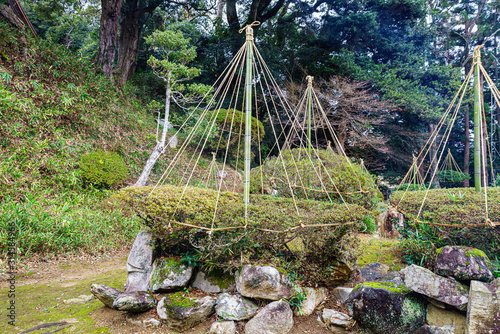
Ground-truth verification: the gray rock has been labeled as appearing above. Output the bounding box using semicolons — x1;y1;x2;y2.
345;281;426;334
157;294;216;332
215;293;258;321
150;258;194;293
124;230;156;293
435;246;494;282
245;300;293;334
358;262;390;281
168;134;178;148
401;264;469;311
427;303;466;334
415;325;455;334
209;321;237;334
296;287;328;316
90;284;123;308
236;265;292;300
332;287;353;303
192;269;235;293
112;291;157;313
63;294;93;305
318;309;354;330
466;278;500;334
143;318;161;327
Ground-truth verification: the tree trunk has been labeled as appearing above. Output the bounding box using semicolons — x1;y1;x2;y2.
463;103;470;187
136;75;172;186
226;0;239;31
98;0;123;76
114;2;142;87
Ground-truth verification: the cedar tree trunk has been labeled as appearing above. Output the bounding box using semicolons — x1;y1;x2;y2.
98;0;123;75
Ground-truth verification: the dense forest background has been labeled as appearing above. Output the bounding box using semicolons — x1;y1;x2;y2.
5;0;500;185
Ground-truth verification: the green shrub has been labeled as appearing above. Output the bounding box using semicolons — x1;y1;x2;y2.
250;149;383;209
395;183;436;191
392;187;500;259
116;184;376;284
436;170;470;183
80;150;129;188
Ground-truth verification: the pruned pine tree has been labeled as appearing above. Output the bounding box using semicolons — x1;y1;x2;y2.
135;29;211;186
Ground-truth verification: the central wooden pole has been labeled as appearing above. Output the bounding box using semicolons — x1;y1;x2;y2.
306;76;313;156
473;46;482;192
244;26;254;222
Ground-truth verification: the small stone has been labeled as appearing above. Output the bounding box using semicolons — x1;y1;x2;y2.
150;258;194;293
168;134;178;148
237;265;292;300
112;291;157;313
415;325;455;334
63;294;93;305
215;293;258;321
209;321;237;334
319;309;354;329
124;230;156;293
332;287;353;303
157;294;216;332
296;287;328;316
90;284;123;308
466;278;500;334
143;318;161;327
358;262;390;281
245;300;293;334
435;246;494;282
401;264;469;311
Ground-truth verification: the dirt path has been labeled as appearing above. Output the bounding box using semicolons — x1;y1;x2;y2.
0;250;336;334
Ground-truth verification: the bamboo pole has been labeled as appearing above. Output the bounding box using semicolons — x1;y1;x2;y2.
474;46;482;192
244;26;254;223
306;76;313;156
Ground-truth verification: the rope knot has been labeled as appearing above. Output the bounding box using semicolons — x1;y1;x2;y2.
239;21;261;37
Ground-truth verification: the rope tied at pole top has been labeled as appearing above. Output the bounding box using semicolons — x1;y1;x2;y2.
239;21;260;41
306;75;313;87
473;45;484;65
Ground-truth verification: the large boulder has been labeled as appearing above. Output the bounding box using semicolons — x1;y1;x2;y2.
435;246;494;282
466;278;500;334
236;265;292;300
112;292;157;313
426;304;466;334
215;293;258;321
401;264;469;311
192;268;235;294
124;230;156;293
297;287;328;316
245;300;293;334
150;258;194;293
345;281;426;334
157;293;216;332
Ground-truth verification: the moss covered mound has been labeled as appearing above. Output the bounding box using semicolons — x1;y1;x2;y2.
250;149;383;209
392;187;500;259
117;184;375;284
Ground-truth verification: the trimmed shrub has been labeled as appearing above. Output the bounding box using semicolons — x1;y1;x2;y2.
391;187;500;259
250;149;383;210
116;185;376;284
80;150;129;188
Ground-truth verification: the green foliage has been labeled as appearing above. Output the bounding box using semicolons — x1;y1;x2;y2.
79;150;129;188
116;184;373;284
395;183;436;192
250;149;383;210
362;217;377;234
397;222;439;269
392;188;500;259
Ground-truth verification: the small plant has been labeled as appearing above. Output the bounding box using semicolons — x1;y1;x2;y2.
362;216;377;234
79;150;129;188
446;190;465;203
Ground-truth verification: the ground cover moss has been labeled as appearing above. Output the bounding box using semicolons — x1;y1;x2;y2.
0;267;126;333
357;237;402;270
353;281;410;294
